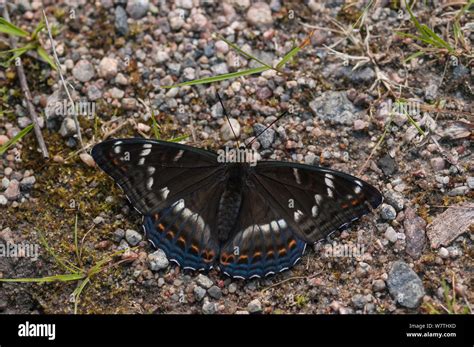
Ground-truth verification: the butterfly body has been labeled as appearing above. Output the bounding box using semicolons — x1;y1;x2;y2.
92;138;382;279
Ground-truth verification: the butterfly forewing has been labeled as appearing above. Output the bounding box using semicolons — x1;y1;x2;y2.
92;138;222;214
252;161;383;243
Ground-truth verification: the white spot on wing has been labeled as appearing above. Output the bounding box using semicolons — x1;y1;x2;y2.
114;146;121;154
325;174;334;188
327;187;334;198
143;143;152;149
293;168;301;184
173;150;184;162
355;179;363;187
294;210;304;222
138;157;145;165
277;219;287;229
146;177;154;190
141;148;151;156
147;166;155;175
314;194;323;205
159;187;170;199
354;185;362;194
312;205;319;217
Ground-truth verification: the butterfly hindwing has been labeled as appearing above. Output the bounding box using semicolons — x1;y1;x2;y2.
143;179;223;271
218;185;306;279
252;161;383;243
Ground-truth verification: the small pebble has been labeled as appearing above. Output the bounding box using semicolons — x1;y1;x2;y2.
125;229;143;246
247;299;262;313
380;203;397;221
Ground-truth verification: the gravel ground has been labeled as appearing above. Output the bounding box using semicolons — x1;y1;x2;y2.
0;0;472;315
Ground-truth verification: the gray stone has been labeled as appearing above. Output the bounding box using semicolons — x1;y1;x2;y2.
17;117;32;128
309;91;357;125
112;228;125;242
148;249;169;271
126;0;149;19
93;216;104;224
438;247;449;259
211;63;229;75
447;186;469;196
59;118;77;137
467;177;474;189
2;177;9;189
387;261;425;308
247;298;262;313
208;285;222;300
115;6;129;36
19;176;35;190
125;229;142;246
220;118;240;141
378;155;397;176
380;203;397;221
211;102;223;118
182;67;196;81
87;84;102;101
155;51;169;63
196;274;213;289
98;57;118;79
384;226;398;243
253;123;275;149
72;60;95;82
228;283;237;293
384;191;404;211
372;279;386;292
176;0;193;9
169;15;185;31
4;179;20;201
256;87;272;100
193;286;206;301
0;195;7;206
351;294;366;309
202;299;217;314
430;157;445;171
246;2;273;26
424;83;438;102
109;87;125;99
404;208;426;259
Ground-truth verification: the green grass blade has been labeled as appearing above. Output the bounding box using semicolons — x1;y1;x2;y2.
420;24;453;51
167;134;189;143
150;110;161;140
74;214;80;265
38;231;82;273
72;277;90;314
404;50;425;63
162;66;268;88
276;43;304;69
36;46;57;70
31;19;45;40
0;273;84;283
216;35;275;71
0;17;29;37
0;123;34;155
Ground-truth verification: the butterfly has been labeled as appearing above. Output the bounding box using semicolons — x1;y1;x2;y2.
91;138;383;279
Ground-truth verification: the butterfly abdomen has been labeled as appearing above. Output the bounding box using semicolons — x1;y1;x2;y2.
216;165;246;242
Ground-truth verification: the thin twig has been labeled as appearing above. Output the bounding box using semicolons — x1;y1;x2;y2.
42;9;84;149
3;5;49;158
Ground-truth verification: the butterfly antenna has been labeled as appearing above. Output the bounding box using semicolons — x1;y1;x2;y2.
245;110;288;147
216;92;239;146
